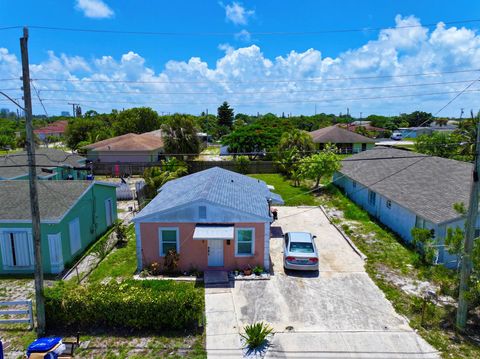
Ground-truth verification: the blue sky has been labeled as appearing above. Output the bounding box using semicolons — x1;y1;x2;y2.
1;0;480;116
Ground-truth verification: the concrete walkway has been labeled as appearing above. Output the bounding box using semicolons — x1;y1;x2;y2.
205;283;243;358
204;206;439;358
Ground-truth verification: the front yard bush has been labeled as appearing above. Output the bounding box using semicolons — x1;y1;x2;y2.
45;279;204;332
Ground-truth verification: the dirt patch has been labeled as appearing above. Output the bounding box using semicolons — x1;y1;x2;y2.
376;266;455;306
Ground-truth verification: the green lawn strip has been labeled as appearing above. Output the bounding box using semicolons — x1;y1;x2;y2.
319;185;479;358
249;173;317;206
87;225;137;283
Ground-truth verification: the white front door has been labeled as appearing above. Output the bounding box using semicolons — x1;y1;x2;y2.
208;240;224;267
48;233;64;274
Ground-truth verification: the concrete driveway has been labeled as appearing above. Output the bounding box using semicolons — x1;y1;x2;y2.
205;206;439;358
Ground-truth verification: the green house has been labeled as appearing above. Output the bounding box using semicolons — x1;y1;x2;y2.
309;125;376;154
0;180;117;274
0;148;88;181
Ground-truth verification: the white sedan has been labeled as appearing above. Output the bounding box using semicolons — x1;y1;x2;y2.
283;232;319;271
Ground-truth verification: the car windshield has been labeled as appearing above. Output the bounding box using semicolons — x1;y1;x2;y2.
289;242;314;253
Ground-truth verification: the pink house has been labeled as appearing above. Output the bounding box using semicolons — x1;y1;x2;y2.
133;167;284;272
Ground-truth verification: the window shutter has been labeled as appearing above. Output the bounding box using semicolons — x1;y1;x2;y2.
0;232;14;267
69;218;81;254
14;232;31;266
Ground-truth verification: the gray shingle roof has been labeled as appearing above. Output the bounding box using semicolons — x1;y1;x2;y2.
0;180;92;221
338;147;472;224
310;125;376;144
0;148;86;180
135;167;282;221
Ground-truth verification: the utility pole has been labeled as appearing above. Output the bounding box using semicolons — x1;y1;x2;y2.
68;102;79;118
456;118;480;330
205;108;209;147
20;27;45;337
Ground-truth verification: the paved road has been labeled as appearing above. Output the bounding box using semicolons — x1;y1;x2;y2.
205;206;439;358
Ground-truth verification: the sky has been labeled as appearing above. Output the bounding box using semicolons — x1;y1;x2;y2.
1;0;480;117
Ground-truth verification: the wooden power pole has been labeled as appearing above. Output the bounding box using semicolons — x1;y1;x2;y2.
456;118;480;330
20;27;46;336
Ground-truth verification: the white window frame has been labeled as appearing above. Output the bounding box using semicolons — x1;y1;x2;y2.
368;190;376;206
235;227;255;257
69;217;82;255
0;228;34;269
158;227;179;256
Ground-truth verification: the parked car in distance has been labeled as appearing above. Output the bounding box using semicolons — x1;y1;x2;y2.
283;232;319;271
391;132;403;140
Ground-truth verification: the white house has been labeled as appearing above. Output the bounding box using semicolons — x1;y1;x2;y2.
334;147;477;267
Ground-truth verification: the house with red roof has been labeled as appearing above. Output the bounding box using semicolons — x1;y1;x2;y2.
33;120;68;141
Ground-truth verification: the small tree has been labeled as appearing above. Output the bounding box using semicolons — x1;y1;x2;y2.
411;228;437;264
235;156;250;174
143;158;188;198
299;146;340;188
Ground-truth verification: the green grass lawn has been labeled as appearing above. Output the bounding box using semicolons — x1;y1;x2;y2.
249;173;317;206
247;173;479;357
87;225;138;283
319;185;479;359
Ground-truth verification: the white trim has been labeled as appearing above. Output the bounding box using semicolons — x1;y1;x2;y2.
158;227;179;256
135;222;143;271
264;222;270;270
235;227;255;257
133;198;270;223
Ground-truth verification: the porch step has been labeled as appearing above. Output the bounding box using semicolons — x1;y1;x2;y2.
204;271;229;285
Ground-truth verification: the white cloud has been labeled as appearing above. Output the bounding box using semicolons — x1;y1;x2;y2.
1;16;480;116
75;0;114;19
235;29;252;42
221;2;254;25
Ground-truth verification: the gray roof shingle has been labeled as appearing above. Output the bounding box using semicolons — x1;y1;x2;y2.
0;180;92;221
309;125;376;144
0;148;86;180
338;147;472;224
135;167;282;221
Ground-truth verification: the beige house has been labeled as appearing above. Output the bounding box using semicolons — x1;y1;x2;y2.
83;132;164;163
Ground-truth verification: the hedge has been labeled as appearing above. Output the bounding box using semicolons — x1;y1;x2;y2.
45;280;204;331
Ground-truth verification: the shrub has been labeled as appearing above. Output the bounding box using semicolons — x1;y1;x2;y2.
253;266;263;275
114;220;128;247
235;156;250;174
241;322;273;349
149;262;162;276
164;249;180;273
44;280;204;332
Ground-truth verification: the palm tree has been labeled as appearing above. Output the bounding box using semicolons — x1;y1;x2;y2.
161;114;200;158
277;129;315;157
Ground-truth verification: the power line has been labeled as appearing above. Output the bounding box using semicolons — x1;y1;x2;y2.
25;68;480;85
1;79;476;96
0;18;477;36
24;88;480;106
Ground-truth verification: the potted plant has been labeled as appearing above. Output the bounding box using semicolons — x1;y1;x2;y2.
253;266;263;276
243;266;252;276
